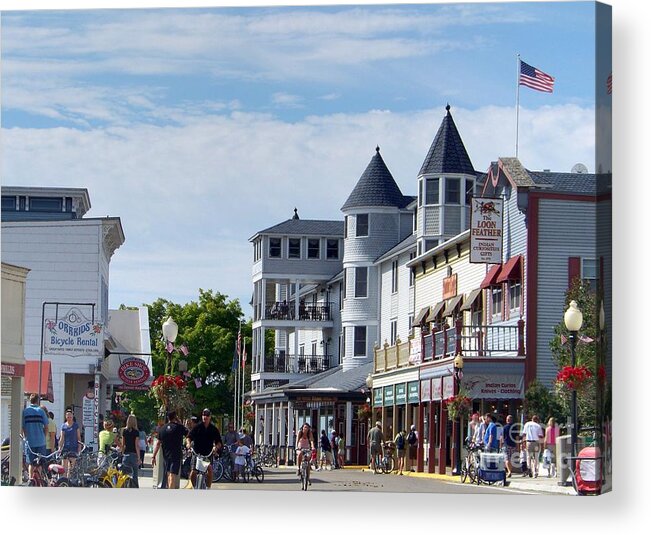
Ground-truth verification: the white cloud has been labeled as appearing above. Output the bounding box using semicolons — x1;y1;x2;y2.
271;92;304;108
2;103;594;312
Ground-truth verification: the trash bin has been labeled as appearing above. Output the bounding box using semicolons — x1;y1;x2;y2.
556;434;572;486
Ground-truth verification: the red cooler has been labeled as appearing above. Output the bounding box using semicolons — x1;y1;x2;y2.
575;446;602;495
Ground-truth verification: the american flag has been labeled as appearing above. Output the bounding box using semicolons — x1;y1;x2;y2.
519;60;555;93
166;340;174;353
237;328;242;357
607;72;612;95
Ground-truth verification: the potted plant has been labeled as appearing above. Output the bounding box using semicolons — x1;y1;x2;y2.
444;389;472;421
357;403;372;421
149;374;193;419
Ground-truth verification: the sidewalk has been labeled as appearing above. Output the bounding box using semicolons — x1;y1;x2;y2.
335;464;576;495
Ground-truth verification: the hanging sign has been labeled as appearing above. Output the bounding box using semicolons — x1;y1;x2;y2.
118;358;151;389
470;198;504;264
82;392;95;428
442;375;455;399
44;307;104;356
461;374;525;399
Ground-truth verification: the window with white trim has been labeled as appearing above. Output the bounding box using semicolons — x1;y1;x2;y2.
391;260;399;293
509;281;522;311
425;178;439;205
465;179;475;205
356;214;369;237
354;326;367;356
446;178;460;204
326;239;339;259
491;286;503;319
308;238;320;259
355;267;368;298
269;238;281;258
288;238;301;259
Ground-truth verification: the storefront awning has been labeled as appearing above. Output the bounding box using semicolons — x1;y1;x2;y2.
460;288;482;311
443;294;464;317
24;360;54;402
414;306;430;325
497;255;522;283
426;301;446;322
480;264;502;289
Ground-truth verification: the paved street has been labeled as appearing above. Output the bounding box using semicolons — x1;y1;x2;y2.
138;454;573;494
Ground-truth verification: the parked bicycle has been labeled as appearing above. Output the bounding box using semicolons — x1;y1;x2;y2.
242;453;264;483
460;438;483;484
374;441;396;474
23;442;67;487
213;448;233;482
255;444;278;468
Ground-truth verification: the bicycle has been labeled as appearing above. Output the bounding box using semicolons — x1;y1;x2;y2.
374;442;395;474
242;453;264;483
460;438;482;484
23;442;66;487
213;448;233;482
190;448;213;490
298;448;312;490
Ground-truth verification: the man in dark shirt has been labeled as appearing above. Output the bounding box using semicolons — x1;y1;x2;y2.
502;414;519;478
186;408;222;488
152;411;188;489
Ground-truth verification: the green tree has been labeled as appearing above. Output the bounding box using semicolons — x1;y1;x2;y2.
138;289;249;424
523;380;565;424
549;278;600;429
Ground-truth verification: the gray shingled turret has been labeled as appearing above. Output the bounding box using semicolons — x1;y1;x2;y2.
341;146;409;211
419;104;475;176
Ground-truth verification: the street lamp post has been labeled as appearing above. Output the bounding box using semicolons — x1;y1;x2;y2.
564;300;583;457
162;316;179;375
366;373;373;467
452;353;464;476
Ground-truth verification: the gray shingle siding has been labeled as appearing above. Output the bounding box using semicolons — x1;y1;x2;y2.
424;207;440;235
444;205;462;235
344;212;401;263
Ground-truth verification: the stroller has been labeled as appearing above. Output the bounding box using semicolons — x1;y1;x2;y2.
542;448;556;477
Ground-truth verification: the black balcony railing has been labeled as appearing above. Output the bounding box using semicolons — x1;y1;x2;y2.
262;353;331;374
263;302;333;322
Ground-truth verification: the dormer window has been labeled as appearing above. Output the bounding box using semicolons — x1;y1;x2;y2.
356;214;369;237
326;239;339;259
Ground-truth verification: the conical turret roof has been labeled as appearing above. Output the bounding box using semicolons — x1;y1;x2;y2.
419;104;475;176
341;146;409;211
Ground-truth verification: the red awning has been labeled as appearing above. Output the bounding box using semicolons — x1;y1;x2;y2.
480;264;502;289
497;255;523;283
24;361;54;402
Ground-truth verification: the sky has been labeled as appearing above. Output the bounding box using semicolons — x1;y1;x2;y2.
2;0;608;318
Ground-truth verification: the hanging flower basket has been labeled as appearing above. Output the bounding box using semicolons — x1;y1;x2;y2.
357;403;372;421
444;391;472;421
149;374;194;419
555;365;593;392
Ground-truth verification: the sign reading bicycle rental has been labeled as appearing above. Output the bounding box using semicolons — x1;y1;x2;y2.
44;307;104;356
470;197;503;264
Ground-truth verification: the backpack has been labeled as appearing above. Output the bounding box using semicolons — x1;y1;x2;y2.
396;433;405;449
407;431;417;445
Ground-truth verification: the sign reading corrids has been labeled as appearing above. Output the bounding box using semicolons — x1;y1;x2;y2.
470;197;504;264
44;307;104;356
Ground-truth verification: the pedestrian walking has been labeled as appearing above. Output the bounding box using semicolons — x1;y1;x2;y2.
367;421;384;472
501;415;518;478
483;413;499;452
521;414;544;478
59;408;81;475
22;393;48;480
406;424;418;471
337;433;345;468
330;431;339;468
320;429;333;470
543;417;560;477
152;411;188;489
394;429;406;475
120;413;142;487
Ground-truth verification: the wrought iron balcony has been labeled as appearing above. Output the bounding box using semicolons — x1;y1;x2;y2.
262;353;331;374
261;302;334;322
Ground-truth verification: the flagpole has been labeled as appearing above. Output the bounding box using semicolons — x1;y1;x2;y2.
240;336;246;431
233;339;237;431
515;53;521;158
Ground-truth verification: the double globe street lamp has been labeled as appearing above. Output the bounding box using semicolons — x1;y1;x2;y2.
563;300;583;457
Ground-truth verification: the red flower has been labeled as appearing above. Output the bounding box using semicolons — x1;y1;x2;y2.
556;365;593;390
